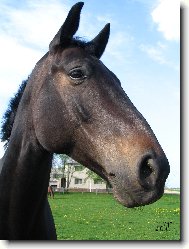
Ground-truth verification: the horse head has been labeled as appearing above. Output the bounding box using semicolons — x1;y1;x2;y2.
32;2;170;207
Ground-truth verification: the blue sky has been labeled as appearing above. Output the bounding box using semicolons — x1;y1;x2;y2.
0;0;180;187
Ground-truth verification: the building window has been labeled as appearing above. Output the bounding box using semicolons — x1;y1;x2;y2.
75;178;82;184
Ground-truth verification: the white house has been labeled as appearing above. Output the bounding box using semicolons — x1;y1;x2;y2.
49;158;109;193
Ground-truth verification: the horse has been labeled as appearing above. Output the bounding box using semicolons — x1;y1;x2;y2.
48;186;54;199
0;2;170;240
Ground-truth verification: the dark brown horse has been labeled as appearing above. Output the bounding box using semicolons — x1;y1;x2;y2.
0;2;169;240
48;186;54;199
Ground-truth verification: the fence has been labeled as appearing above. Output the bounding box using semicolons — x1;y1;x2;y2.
52;187;113;194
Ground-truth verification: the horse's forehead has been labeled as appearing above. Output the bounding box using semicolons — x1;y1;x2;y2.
55;47;101;72
60;47;90;63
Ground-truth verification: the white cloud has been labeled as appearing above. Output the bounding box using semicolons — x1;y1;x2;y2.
0;0;69;50
106;32;134;62
151;0;180;41
140;43;166;64
140;42;179;70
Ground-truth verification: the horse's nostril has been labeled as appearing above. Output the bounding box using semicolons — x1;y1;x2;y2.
139;154;157;190
140;158;154;179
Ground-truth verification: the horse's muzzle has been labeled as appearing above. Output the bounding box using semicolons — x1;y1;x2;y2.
108;151;170;208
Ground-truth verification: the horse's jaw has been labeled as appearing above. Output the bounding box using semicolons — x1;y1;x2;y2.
104;170;167;208
111;182;165;208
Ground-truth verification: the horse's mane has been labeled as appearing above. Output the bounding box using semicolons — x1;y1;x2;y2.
0;78;28;145
70;36;87;48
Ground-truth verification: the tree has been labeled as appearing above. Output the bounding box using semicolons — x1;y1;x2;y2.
85;170;105;184
52;154;76;190
85;169;112;193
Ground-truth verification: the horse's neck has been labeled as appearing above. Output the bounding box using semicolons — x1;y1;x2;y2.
0;132;53;239
0;59;55;239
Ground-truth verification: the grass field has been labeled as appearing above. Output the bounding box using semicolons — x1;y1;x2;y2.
48;192;180;241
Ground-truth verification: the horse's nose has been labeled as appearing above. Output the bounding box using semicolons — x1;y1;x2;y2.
138;152;169;190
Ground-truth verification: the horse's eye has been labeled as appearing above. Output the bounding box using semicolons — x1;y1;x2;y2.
69;68;87;81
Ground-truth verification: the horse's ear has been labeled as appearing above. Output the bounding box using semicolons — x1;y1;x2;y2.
49;2;84;53
86;23;110;59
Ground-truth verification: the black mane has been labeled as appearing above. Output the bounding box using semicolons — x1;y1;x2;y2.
0;78;28;145
70;36;87;48
69;37;98;56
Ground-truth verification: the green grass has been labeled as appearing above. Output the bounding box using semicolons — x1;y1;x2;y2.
48;192;180;241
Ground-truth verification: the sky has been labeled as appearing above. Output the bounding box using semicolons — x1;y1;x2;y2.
0;0;180;188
